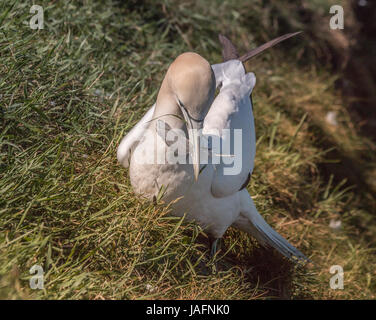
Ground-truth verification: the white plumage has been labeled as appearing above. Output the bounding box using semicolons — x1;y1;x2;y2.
117;34;308;263
204;60;255;198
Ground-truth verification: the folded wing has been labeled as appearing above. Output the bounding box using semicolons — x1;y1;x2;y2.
117;104;155;168
203;60;256;198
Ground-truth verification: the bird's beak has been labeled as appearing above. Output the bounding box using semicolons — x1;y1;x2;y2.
179;105;202;181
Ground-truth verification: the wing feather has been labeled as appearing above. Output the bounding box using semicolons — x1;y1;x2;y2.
203;60;256;198
218;34;239;61
117;104;155;168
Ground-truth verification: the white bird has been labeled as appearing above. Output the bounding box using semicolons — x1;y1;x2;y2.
117;32;308;263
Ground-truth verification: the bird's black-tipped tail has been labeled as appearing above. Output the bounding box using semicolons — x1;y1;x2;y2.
236;190;309;264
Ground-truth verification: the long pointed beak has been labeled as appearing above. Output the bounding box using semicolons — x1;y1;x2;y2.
179;106;202;181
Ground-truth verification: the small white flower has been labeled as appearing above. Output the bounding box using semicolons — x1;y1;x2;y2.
146;284;155;292
326;111;338;126
329;219;342;231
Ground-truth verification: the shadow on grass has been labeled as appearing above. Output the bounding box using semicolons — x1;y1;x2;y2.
192;231;296;299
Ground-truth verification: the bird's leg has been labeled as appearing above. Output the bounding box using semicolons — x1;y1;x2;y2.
208;236;220;274
210;238;220;258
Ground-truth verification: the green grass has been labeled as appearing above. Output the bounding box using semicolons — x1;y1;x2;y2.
1;0;376;299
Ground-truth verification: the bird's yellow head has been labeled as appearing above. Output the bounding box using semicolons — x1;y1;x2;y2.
154;52;216;181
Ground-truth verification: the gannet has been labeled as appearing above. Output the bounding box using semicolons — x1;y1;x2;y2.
117;32;308;263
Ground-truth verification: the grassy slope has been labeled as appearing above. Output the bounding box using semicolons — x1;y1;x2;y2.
1;0;375;299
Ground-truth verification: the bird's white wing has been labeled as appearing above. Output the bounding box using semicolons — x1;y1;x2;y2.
203;60;256;198
117;104;155;168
